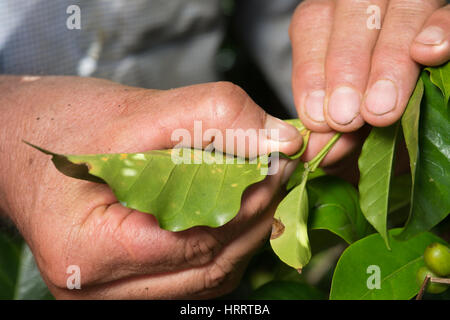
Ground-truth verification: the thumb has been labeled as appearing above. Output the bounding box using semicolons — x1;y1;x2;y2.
122;81;303;158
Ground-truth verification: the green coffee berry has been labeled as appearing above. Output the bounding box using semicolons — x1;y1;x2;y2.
424;242;450;277
416;266;448;294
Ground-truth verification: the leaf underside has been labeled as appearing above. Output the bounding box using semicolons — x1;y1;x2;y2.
26;120;310;232
270;178;311;270
358;122;400;249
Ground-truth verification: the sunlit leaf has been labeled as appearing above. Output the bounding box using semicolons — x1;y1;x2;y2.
330;229;446;300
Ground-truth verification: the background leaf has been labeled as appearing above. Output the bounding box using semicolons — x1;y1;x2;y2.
286;164;325;191
358;122;401;248
308;176;372;244
401;78;423;210
426;61;450;103
398;71;450;239
270;178;311;271
250;281;325;300
330;229;446;300
388;174;411;215
0;232;53;300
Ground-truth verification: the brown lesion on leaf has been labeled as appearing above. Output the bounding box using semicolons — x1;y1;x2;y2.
270;218;285;240
84;162;92;170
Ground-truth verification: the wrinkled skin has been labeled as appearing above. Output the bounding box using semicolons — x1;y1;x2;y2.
0;76;355;299
291;0;450;133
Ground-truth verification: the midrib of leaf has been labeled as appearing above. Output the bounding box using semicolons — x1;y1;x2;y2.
122;157;154;196
359;123;400;248
359;256;422;299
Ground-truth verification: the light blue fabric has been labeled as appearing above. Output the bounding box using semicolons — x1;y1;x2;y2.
0;0;302;116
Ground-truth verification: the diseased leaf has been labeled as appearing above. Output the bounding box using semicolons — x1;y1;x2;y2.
26;145;268;232
270;178;311;271
397;70;450;239
250;281;325;300
308;176;372;244
426;61;450;104
358;122;401;249
25;119;311;232
330;229;446;300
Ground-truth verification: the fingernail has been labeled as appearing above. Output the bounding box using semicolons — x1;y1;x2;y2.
365;80;398;115
415;26;444;45
265;115;301;142
305;90;326;122
328;86;361;125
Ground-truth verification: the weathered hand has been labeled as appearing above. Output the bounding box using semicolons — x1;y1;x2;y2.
290;0;449;133
0;76;305;299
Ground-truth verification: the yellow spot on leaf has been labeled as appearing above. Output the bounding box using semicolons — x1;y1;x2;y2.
231;183;238;187
120;154;128;159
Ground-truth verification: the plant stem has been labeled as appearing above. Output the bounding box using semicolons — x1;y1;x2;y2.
308;133;342;172
416;275;430;300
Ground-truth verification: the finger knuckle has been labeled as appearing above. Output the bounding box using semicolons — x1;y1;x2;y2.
207;81;255;126
388;0;433;21
290;0;333;37
202;258;237;293
184;232;221;267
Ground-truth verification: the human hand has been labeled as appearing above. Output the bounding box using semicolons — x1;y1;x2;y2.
0;76;354;299
290;0;449;133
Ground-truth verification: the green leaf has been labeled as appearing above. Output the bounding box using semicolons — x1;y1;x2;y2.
401;77;424;202
330;229;446;300
27;143;268;232
308;176;372;244
283;119;311;160
388;174;411;215
358;122;401;249
0;232;21;299
0;233;53;300
25;119;311;233
286;164;325;191
250;281;325;300
270;178;311;271
13;244;54;300
426;61;450;104
397;71;450;239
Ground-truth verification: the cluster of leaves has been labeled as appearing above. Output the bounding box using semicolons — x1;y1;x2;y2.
12;62;449;300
